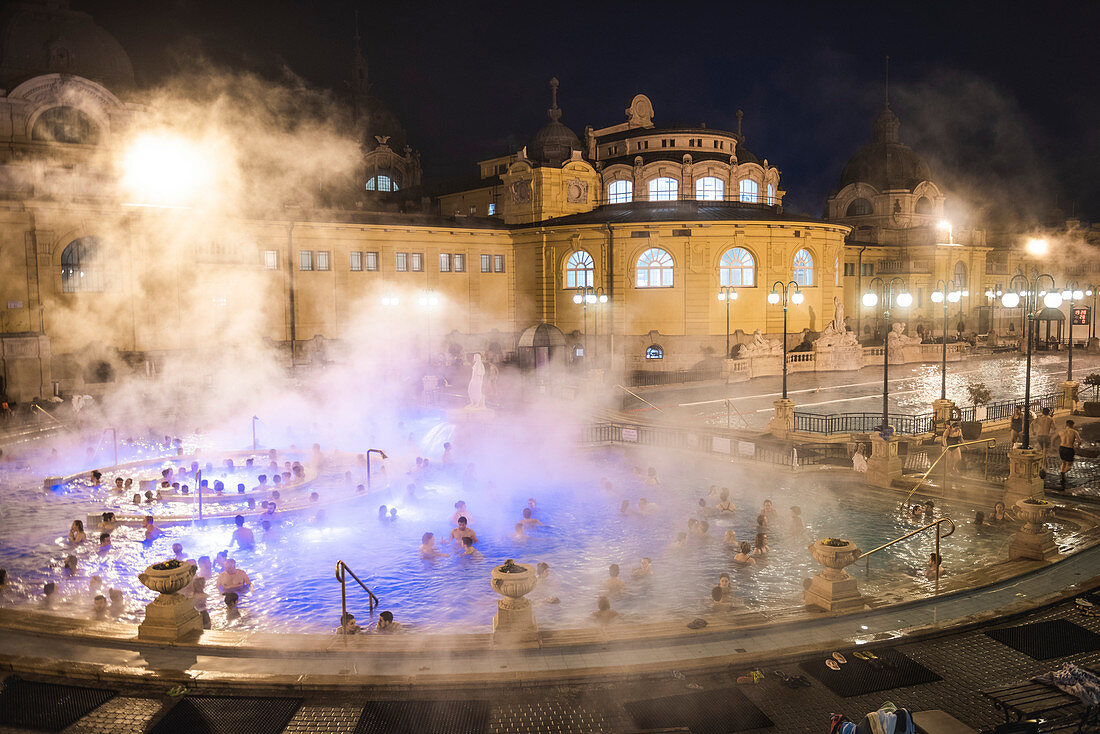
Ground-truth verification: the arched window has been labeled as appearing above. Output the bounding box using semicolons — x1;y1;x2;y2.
648;177;678;202
793;248;814;287
739;179;759;203
608;179;632;204
636;248;674;288
645;344;664;360
719;247;755;287
914;196;932;214
953;261;967;289
565;250;594;289
767;182;776;205
365;174;400;192
32;106;99;145
61;237;104;293
846;198;873;216
695;176;724;201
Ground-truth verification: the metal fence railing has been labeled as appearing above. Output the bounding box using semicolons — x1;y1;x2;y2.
580;422;851;469
794;390;1066;436
628;366;723;387
792;412;934;436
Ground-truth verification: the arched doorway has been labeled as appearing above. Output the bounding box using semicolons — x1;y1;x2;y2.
1034;307;1064;351
517;323;566;374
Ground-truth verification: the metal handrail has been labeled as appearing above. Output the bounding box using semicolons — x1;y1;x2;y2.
723;399;750;429
615;384;664;413
335;560;379;632
860;517;956;591
899;438;997;511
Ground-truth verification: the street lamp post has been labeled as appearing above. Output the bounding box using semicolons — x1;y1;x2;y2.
592;287;608;366
863;277;913;433
930;280;966;401
983;287;1004;336
1061;282;1085;382
1088;285;1098;341
767;281;804;399
717;286;738;358
1001;269;1061;449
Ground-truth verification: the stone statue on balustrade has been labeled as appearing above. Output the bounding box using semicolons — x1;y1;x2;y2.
887;322;924;364
812;297;862;371
815;296;860;348
740;329;783;357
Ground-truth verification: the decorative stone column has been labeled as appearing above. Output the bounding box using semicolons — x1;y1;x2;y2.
865;431;903;489
1008;498;1058;562
932;398;956;434
137;561;202;642
766;398;796;437
1061;381;1078;411
805;538;864;612
490;559;537;641
1003;446;1045;506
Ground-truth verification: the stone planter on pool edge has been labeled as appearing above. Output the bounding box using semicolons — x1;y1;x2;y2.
1008;498;1059;562
137;560;203;642
805;538;865;612
490;559;537;639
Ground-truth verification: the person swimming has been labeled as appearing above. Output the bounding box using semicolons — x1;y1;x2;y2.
592;595;619;624
723;529;738;548
630;557;653;580
521;507;542;528
762;499;778;519
732;541;756;568
419;532;445;559
512;523;526;541
448;517;478;546
604;564;627;598
460;535;483;559
715;489;735;513
68;520;86;544
450;501;472;527
752;532;769;557
789;506;805;535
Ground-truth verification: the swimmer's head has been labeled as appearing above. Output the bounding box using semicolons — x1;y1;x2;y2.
608;564;620;578
422;532;434;545
462;536;473;547
597;596;610;611
458;516;468;527
522;508;532;518
719;573;730;587
712;586;724;602
235;515;244;527
740;541;751;554
536;562;549;576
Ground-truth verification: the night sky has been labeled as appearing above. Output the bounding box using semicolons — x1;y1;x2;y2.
81;0;1100;225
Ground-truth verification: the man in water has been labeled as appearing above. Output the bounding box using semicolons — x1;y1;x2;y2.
460;536;483;559
217;559;251;594
172;543;185;560
231;515;254;550
604;564;627;598
631;557;652;580
375;610;402;633
1057;419;1082;485
224;592;241;624
419;532;445;559
97;533;111;555
448;517;478;546
143;516;162;541
521;507;542;529
450;501;471;527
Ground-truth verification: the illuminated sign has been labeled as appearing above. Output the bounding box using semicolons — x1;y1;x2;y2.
1072;307;1090;326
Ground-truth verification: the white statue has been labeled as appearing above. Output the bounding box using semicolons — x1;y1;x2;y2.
888;322;923;349
852;446;868;473
815;296;859;348
740;329;783;356
467;353;486;410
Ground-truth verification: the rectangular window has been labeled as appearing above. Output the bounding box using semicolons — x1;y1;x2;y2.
861;263;874;277
488;203;496;215
411;253;424;272
396;252;408;272
350;251;362;271
365;252;378;271
469;206;477;216
263;250;278;270
481;254;491;272
843;263;854;276
440;253;451;272
494;255;505;273
316;251;330;271
454;254;466;272
299;251;313;271
917;288;924;308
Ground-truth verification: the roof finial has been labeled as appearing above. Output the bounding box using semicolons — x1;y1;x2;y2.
548;77;561;122
736;109;743;138
884;55;890;108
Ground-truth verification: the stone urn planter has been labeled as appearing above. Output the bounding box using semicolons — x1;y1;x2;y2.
489;559;537;637
137;560;202;641
805;538;864;612
1009;498;1058;562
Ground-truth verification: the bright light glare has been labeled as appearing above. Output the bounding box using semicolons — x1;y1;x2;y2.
717;292;725;301
1061;290;1071;299
931;291;944;303
381;296;399;306
767;292;780;305
1087;290;1094;297
122;132;217;207
1073;290;1084;300
790;291;805;305
896;292;913;308
573;294;582;304
598;294;608;303
947;291;961;303
1025;238;1048;256
1002;292;1020;308
418;294;440;306
862;292;878;307
1043;292;1063;308
938;220;951;229
585;294;597;304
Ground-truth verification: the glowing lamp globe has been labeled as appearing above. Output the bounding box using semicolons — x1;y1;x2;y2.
1025;238;1048;256
1043;292;1063;308
585;294;597;304
1061;290;1072;300
1087;290;1094;297
1073;290;1084;300
1001;292;1020;308
947;291;961;303
962;290;969;297
598;294;608;303
862;292;879;308
767;292;781;305
717;292;726;301
896;292;913;308
573;294;583;304
122;133;217;207
790;291;805;305
931;291;944;303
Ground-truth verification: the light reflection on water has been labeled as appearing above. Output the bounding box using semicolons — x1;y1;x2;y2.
0;444;1065;635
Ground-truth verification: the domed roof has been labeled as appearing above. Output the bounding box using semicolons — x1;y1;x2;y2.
518;322;566;348
525;77;581;166
356;91;407;152
0;1;134;91
835;106;933;193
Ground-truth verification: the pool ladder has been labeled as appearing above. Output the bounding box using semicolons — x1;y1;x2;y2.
898;437;998;511
335;560;379;631
858;517;956;593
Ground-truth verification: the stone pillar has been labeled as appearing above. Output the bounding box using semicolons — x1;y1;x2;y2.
766;398;796;437
932;398;956;434
1061;381;1078;411
490;561;538;643
1003;446;1045;506
805;539;864;612
865;432;903;489
1008;499;1059;562
137;564;202;642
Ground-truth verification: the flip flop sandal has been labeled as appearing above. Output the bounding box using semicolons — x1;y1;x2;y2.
826;659;841;671
751;669;765;683
686;682;703;690
773;671;798;688
831;652;848;664
166;685;188;698
736;675;757;684
865;651;894;670
671;670;685;680
852;651;869;661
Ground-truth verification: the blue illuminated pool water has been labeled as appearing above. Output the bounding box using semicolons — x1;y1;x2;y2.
0;428;1072;634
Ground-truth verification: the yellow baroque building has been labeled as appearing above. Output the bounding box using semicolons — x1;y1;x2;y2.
1;3;1097;402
